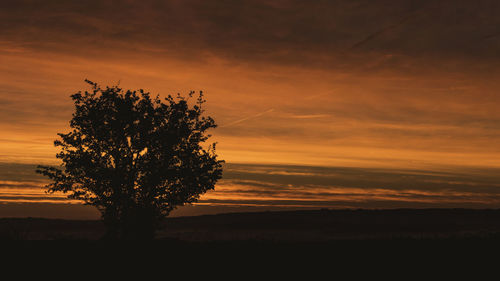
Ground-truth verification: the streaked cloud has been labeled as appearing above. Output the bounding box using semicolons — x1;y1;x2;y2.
1;162;500;218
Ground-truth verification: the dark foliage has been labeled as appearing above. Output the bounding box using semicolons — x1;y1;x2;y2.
37;80;224;239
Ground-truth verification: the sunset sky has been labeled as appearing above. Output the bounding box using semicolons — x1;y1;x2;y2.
1;0;500;218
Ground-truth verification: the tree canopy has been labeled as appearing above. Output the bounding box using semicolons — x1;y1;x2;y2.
37;80;224;239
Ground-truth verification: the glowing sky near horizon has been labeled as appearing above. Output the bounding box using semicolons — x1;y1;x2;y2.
1;0;500;217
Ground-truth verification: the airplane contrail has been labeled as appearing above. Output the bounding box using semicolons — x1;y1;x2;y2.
349;5;428;50
221;108;275;128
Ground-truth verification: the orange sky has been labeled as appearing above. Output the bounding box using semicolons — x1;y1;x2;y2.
1;0;500;216
1;47;499;170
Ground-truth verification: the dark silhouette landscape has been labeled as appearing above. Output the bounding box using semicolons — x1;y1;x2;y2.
2;3;500;263
4;208;500;243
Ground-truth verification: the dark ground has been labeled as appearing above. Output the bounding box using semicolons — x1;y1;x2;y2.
3;208;500;242
4;209;500;268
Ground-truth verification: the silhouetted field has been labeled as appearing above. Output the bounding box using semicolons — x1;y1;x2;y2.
3;208;500;243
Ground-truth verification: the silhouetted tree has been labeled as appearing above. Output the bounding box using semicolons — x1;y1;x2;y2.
37;80;224;239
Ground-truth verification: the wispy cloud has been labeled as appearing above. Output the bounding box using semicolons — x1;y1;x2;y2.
2;162;500;217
